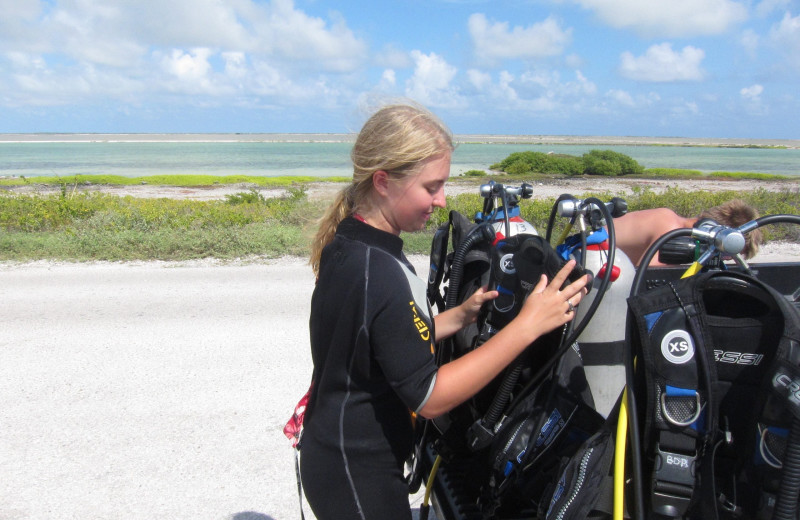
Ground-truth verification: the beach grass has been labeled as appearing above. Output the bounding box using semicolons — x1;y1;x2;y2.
2;179;799;261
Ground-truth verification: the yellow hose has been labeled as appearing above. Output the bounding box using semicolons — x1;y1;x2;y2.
681;261;703;279
423;454;442;508
555;222;574;247
614;387;628;520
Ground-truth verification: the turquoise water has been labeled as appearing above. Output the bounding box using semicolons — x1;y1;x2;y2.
1;139;798;178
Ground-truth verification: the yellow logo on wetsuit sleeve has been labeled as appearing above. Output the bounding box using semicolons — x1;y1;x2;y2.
409;301;431;341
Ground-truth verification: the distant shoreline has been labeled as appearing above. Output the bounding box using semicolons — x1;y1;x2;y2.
0;133;798;149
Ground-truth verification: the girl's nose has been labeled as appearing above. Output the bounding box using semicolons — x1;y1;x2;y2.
433;187;446;207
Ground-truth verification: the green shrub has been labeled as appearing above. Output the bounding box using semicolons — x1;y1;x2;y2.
582;150;644;176
491;149;642;177
490;151;583;176
225;189;267;204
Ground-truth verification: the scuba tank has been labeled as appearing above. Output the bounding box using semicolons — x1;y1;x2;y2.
552;195;634;417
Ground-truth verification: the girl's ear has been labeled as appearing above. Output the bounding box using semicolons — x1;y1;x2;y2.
372;170;390;197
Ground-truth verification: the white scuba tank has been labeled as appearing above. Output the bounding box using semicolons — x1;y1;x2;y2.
490;213;538;239
570;231;636;417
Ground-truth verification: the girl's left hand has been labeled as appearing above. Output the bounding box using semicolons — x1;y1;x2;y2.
460;286;498;325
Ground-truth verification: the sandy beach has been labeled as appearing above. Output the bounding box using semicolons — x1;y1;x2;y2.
2;176;800;519
8;173;800;202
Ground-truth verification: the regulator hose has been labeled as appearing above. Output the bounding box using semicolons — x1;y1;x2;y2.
445;223;495;311
481;357;523;428
755;214;800;227
755;214;800;520
774;418;800;520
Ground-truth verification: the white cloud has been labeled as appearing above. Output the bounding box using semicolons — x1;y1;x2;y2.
467;69;493;92
741;83;764;100
573;70;597;96
251;0;367;72
755;0;790;18
161;48;213;82
249;60;290;96
0;0;371;110
565;53;584;68
405;51;464;109
380;69;397;89
607;89;635;107
769;11;800;69
468;13;572;62
569;0;748;38
738;84;768;116
462;68;597;114
0;0;46;52
740;29;760;57
222;52;248;80
374;45;412;69
619;43;706;82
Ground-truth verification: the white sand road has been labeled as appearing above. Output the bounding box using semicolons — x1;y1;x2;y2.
0;256;442;520
3;243;800;520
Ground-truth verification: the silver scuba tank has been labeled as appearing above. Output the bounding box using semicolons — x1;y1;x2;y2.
571;231;635;417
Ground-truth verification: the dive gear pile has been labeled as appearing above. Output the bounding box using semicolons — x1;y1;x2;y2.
414;183;800;520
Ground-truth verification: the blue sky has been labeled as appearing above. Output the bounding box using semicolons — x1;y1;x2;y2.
1;0;798;138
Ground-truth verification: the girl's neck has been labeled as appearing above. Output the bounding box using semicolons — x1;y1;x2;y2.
352;209;397;235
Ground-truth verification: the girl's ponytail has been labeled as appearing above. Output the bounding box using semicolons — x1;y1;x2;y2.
310;185;354;277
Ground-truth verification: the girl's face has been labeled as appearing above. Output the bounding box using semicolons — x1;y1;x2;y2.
377;152;451;235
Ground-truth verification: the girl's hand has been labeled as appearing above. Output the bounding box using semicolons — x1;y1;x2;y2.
514;260;589;339
459;286;498;326
433;286;498;342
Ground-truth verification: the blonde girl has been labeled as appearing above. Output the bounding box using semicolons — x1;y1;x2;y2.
300;102;588;520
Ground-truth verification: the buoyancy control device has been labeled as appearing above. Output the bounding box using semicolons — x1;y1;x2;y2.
624;214;800;520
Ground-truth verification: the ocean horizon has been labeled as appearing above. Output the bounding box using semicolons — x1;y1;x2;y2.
1;132;799;148
2;133;799;178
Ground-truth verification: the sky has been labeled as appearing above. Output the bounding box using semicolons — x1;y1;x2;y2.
1;0;799;138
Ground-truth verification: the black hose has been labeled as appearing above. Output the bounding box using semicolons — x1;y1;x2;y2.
438;223;495;367
774;418;800;520
623;307;646;520
445;223;494;311
481;357;523;427
501;189;512;238
755;214;800;227
758;214;800;520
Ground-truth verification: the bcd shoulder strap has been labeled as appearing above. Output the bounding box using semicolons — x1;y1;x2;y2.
628;274;717;518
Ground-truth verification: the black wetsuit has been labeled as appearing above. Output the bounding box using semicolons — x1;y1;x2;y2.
301;217;438;520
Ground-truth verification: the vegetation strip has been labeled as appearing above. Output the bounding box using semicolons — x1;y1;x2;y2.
1;147;798;262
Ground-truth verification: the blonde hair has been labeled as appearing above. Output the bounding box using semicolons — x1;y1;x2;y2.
698;199;762;259
310;103;453;276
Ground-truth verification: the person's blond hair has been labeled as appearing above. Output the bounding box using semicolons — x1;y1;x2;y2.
309;103;453;276
698;199;762;259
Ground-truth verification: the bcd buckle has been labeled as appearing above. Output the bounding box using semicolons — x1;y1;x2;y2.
651;443;697;517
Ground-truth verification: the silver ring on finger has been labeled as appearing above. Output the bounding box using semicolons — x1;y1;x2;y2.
567;300;575;314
